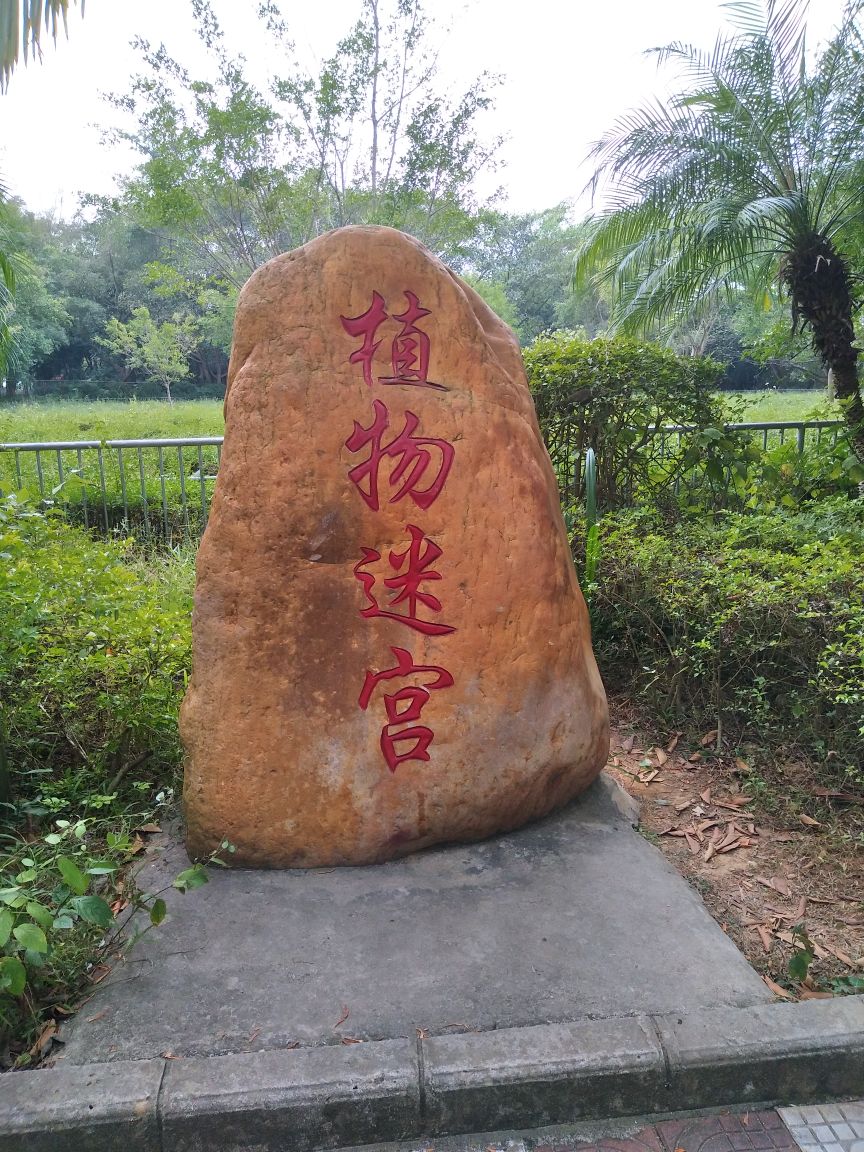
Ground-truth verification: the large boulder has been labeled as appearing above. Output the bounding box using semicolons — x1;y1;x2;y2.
181;226;609;867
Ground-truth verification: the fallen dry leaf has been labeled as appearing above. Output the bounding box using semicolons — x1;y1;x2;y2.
638;769;660;784
621;735;635;753
700;729;719;747
811;788;864;804
756;926;773;954
666;733;681;753
340;1036;364;1045
763;976;795;1000
704;841;717;863
714;795;752;810
655;747;669;767
823;943;855;967
700;788;712;805
718;838;747;854
333;1005;350;1030
776;930;830;960
798;989;833;1000
84;1010;110;1024
133;823;162;834
799;814;822;828
685;832;701;855
161;1051;179;1060
674;801;692;813
697;818;722;833
89;965;111;985
687;752;702;764
734;758;751;775
29;1021;57;1059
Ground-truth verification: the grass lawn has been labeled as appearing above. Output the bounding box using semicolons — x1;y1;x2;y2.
722;388;838;422
0;392;842;446
0;399;225;444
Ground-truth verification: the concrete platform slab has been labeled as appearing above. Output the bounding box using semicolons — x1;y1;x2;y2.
57;774;771;1065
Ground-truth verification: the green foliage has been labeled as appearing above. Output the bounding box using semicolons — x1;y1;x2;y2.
0;493;191;814
98;307;198;404
0;493;206;1057
465;206;607;343
0;811;229;1059
524;332;725;507
588;502;864;776
109;0;500;288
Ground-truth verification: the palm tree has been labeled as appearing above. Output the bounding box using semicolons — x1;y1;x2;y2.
1;1;84;92
574;0;864;467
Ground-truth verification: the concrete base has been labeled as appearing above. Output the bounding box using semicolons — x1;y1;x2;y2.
58;774;770;1064
3;774;864;1150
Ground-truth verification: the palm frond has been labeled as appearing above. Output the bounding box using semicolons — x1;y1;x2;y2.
1;1;85;92
577;0;864;351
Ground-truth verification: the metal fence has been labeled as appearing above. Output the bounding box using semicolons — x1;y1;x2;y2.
544;418;847;504
0;419;848;544
0;437;223;545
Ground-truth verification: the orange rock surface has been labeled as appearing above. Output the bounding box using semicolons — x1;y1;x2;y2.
181;226;609;867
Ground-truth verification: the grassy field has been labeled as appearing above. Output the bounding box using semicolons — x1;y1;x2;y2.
722;388;838;422
0;399;225;443
0;390;840;445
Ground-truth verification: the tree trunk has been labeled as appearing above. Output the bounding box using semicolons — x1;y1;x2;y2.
831;360;864;470
784;236;864;474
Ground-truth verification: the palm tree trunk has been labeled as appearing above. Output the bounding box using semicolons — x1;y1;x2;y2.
785;236;864;473
830;360;864;469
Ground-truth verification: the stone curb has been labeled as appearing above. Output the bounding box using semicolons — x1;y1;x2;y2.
2;1000;863;1151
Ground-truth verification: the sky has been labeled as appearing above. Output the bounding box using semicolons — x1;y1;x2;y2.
0;0;849;220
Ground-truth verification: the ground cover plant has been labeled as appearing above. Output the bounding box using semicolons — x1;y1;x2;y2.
0;493;203;1064
584;500;864;787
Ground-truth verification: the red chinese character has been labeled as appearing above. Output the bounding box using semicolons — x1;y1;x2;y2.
345;398;454;512
353;524;456;636
358;646;454;772
379;291;445;391
340;291;389;387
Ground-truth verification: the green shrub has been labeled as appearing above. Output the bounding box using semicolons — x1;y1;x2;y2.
524;332;726;508
0;494;191;816
588;501;864;779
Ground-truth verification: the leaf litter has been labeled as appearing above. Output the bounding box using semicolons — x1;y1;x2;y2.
607;704;864;1001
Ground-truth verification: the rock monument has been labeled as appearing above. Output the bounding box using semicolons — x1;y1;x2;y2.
181;226;609;867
